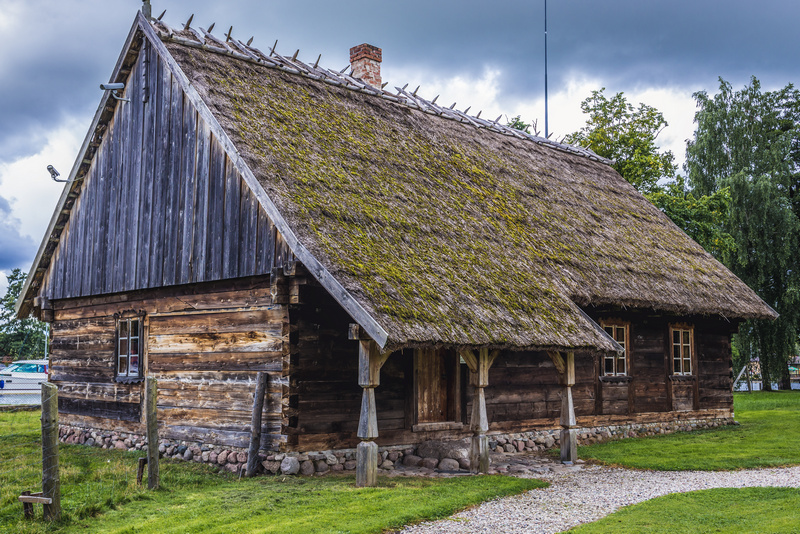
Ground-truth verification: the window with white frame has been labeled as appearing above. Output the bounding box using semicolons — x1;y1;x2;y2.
116;316;143;381
671;326;693;375
601;322;628;376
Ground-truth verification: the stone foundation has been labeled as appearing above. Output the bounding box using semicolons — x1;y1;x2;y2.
58;416;735;476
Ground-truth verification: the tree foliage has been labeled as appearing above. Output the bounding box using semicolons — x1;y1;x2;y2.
506;115;531;134
645;178;735;262
565;88;677;194
686;77;800;389
0;269;47;360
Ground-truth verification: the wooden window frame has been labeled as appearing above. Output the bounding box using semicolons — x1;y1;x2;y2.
600;320;629;377
115;311;146;383
669;323;694;376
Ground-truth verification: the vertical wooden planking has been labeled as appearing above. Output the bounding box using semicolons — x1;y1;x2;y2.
91;146;106;295
254;206;270;274
103;115;117;294
101;117;117;295
162;74;183;287
96;145;109;294
113;80;131;294
222;155;240;279
177;102;197;284
205;139;225;280
247;188;260;274
72;184;86;297
149;55;171;287
191;121;211;282
83;168;96;294
124;48;145;292
242;186;259;275
57;218;69;300
136;41;158;290
274;230;286;271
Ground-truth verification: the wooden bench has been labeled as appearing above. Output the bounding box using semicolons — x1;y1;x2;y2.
18;491;52;519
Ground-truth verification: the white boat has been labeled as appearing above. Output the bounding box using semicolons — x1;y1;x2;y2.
0;359;49;393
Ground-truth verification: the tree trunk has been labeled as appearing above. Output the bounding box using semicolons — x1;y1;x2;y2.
761;364;773;391
778;362;791;390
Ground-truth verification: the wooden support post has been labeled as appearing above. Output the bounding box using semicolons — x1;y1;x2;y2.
246;371;268;477
461;348;499;474
145;377;159;490
41;382;61;521
355;337;389;487
548;351;577;464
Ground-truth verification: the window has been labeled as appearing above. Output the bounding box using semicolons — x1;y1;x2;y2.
601;322;628;376
116;317;143;381
671;326;693;375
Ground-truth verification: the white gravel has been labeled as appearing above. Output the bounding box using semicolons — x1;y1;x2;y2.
400;463;800;533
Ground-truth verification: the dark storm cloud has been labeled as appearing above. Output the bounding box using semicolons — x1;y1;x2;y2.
0;2;134;160
0;196;36;271
2;0;797;161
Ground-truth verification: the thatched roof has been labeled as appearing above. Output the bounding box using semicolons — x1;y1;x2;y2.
156;25;775;354
18;14;776;354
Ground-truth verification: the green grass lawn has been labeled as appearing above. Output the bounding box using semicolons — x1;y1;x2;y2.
0;410;545;534
578;391;800;470
568;487;800;533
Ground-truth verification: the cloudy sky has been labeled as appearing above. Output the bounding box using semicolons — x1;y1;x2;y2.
1;0;798;293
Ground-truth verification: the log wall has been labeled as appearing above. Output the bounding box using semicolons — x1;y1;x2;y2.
289;304;736;450
50;277;287;449
49;276;735;452
40;35;292;303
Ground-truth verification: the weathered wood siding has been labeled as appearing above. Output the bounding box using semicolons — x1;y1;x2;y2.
288;302;735;450
284;283;404;451
50;277;287;449
41;37;290;302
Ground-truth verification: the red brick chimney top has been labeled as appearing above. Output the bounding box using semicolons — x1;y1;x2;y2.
349;43;382;88
350;43;382;64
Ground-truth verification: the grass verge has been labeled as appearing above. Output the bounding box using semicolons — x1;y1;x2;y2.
577;391;800;470
1;410;545;533
568;487;800;533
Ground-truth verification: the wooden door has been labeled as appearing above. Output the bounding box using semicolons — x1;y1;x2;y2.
415;348;447;423
414;348;461;424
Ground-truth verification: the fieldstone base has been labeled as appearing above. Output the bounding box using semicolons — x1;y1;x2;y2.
57;416;734;477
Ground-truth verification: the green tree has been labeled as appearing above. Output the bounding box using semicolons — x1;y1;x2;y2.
0;269;47;360
645;177;736;262
506;115;531;134
686;77;800;390
566;88;677;193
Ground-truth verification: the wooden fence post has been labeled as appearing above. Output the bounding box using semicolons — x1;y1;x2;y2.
41;382;61;521
246;372;268;477
145;377;159;489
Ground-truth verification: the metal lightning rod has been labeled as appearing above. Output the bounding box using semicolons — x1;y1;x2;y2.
544;0;549;139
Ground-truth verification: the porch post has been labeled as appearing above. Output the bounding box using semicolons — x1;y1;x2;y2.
355;336;389;487
548;351;577;464
461;348;499;474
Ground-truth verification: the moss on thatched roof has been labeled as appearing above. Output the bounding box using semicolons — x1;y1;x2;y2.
164;39;775;353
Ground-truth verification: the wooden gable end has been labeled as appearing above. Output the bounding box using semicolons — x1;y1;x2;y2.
41;34;292;302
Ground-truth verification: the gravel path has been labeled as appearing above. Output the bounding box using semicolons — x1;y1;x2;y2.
400;463;800;533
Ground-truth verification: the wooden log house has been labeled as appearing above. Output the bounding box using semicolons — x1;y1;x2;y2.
17;11;776;483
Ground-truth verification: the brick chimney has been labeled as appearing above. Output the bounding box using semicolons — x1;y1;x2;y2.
349;43;382;88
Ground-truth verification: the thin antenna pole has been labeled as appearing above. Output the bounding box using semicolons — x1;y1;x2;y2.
544;0;549;139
